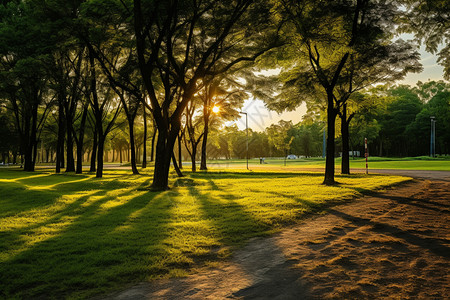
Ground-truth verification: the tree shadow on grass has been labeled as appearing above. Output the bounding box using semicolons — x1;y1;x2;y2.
186;183;270;247
0;180;174;299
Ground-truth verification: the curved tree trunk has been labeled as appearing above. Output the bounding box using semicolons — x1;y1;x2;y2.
171;151;183;177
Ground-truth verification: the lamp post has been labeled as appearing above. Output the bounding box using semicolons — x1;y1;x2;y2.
239;111;249;170
430;116;436;157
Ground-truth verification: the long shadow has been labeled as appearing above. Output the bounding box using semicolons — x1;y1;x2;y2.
0;181;60;216
0;176;173;299
260;190;324;211
327;209;450;259
0;189;107;255
366;191;450;211
186;182;270;247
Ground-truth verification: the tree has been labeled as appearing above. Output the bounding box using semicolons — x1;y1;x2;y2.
198;77;246;170
378;85;423;156
133;0;280;190
289;120;324;157
0;1;53;171
87;49;122;178
399;0;450;79
269;0;421;181
266;120;294;164
334;38;421;173
406;81;450;155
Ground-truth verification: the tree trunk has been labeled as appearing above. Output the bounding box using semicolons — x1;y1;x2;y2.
151;130;174;190
323;93;337;185
150;123;156;162
96;132;104;178
90;127;97;172
340;104;350;175
24;102;39;172
56;101;65;173
65;110;75;172
191;143;197;172
128;118;139;174
75;105;88;174
200;115;209;170
171;151;183;177
178;133;182;169
142;106;147;168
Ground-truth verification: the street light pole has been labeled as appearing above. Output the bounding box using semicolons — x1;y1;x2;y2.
430;116;436;157
240;111;249;170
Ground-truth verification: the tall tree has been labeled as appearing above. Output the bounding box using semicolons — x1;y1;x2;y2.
88;49;122;178
269;0;421;182
266;120;294;164
199;77;246;170
335;38;421;174
0;1;52;171
133;0;280;189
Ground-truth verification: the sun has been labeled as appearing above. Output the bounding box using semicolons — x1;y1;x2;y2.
212;105;220;113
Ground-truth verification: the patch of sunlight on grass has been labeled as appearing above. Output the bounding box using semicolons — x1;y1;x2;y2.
0;172;50;182
98;189;146;211
0;168;411;299
25;176;93;191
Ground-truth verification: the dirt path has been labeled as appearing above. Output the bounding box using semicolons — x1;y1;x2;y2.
105;172;450;299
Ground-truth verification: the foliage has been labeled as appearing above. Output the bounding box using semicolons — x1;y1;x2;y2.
399;0;450;79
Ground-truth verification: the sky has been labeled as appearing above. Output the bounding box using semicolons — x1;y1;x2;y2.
230;44;446;132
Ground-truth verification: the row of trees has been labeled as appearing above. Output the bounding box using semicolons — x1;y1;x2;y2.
204;80;450;161
1;0;448;188
3;79;446;166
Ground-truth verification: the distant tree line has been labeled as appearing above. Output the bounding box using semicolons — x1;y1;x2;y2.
201;80;449;160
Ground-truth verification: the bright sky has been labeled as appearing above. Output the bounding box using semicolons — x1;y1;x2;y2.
231;44;446;132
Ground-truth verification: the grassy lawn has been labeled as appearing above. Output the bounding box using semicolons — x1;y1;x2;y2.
207;156;450;171
0;168;410;299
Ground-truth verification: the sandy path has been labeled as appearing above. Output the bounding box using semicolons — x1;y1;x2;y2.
105;173;450;299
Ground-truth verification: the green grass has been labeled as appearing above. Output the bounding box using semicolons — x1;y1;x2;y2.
207;156;450;171
0;168;410;299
